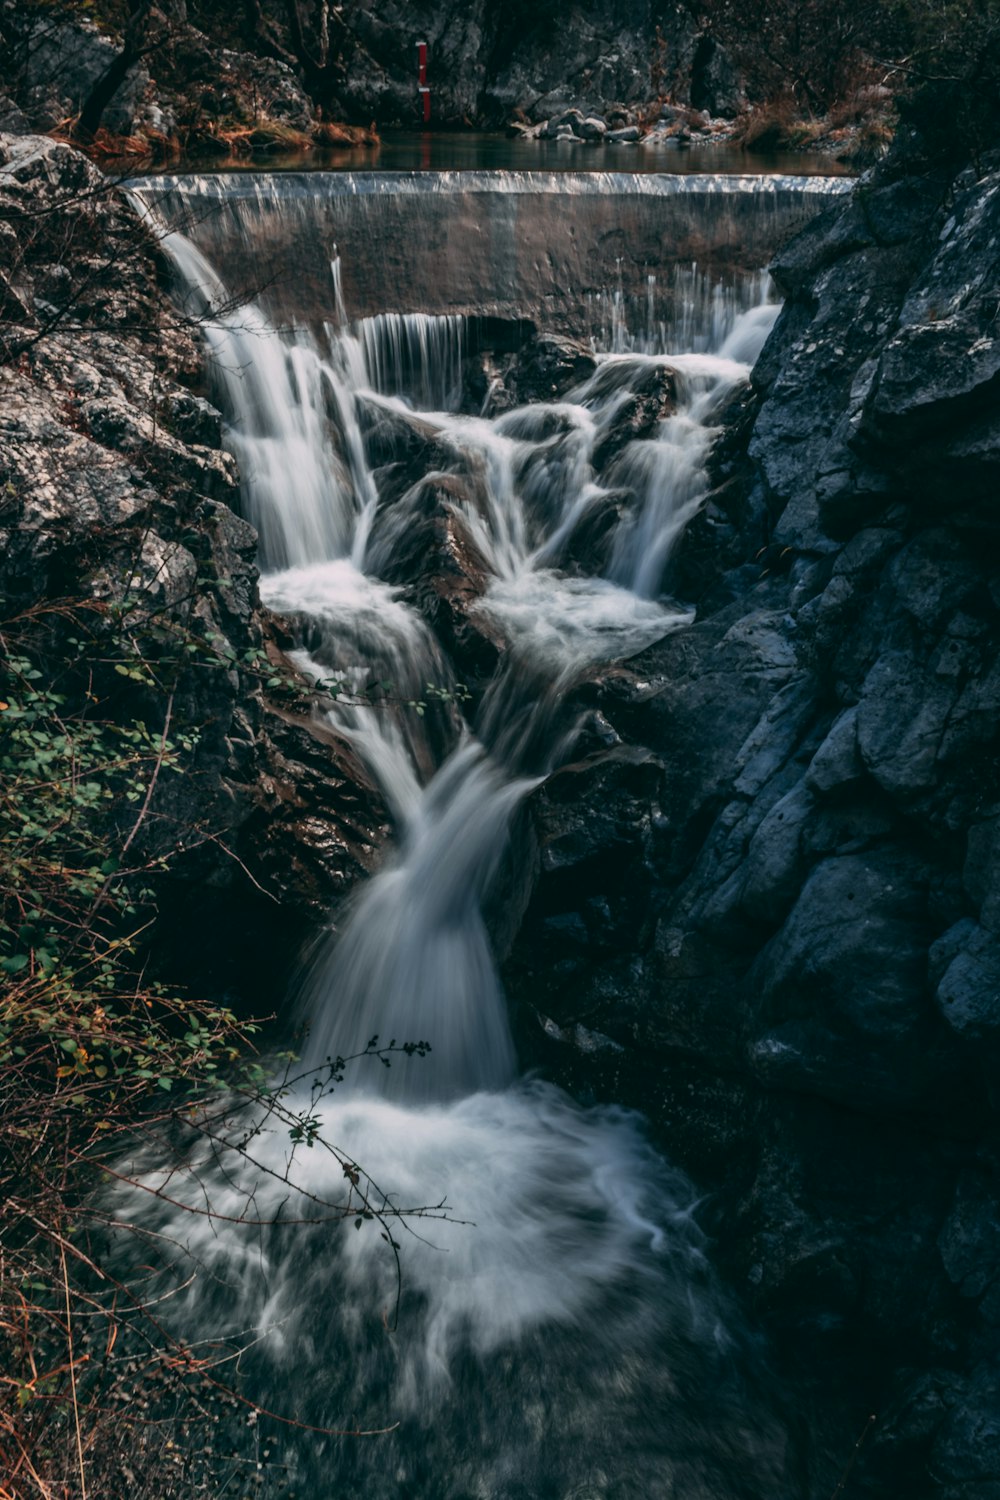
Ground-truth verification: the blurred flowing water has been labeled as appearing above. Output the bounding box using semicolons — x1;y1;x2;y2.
113;171;825;1497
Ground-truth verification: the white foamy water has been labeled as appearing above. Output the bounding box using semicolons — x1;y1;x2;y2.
115;179;800;1497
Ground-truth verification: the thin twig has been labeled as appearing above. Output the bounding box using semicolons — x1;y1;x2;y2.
60;1240;88;1500
120;691;174;859
830;1413;877;1499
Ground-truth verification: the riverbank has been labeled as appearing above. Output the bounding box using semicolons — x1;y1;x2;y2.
0;0;895;173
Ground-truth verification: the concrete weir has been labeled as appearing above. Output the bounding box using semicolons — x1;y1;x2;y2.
128;170;853;338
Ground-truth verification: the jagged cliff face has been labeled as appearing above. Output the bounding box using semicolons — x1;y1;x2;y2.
506;153;1000;1493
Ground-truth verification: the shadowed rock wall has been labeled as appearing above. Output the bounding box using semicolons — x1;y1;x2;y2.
504;156;1000;1496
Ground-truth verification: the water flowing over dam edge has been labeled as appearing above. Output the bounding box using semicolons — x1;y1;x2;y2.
128;169;852;333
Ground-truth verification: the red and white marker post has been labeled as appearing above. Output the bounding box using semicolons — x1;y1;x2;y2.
417;41;430;125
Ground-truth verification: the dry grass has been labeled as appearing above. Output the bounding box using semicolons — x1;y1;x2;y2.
312;120;380;147
732;95;800;150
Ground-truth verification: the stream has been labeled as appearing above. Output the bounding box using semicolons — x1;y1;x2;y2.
112;169;839;1497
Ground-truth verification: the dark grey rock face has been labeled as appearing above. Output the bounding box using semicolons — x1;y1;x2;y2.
0;0;701;139
321;0;695;128
504;155;1000;1496
17;16;150;133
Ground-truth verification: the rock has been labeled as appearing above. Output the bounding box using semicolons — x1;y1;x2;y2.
0;96;29;134
0;129;387;959
937;1163;1000;1300
747;850;970;1113
573;116;607;140
865;1371;967;1487
963;818;1000;934
690;35;743;117
930;1361;1000;1486
540;111;585;140
738;777;813;924
531;749;661;877
358;400;444;469
933;922;1000;1042
490;136;1000;1500
606;125;641;143
373;473;505;682
805;707;865;795
591;360;677;469
864;176;1000;446
160;391;223;449
498;334;597;406
560;490;627;575
19;17;150;134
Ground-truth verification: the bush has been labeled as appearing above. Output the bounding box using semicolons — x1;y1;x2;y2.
0;610;262;1493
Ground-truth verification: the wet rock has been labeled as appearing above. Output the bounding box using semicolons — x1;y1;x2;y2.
358;399;445;469
501;334;598;406
375;473;504;682
560;490;627;575
532;748;661;878
592;361;677;469
250;698;389;915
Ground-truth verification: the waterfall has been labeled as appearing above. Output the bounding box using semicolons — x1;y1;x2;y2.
128;169;849;334
590;263;775;356
114;174;808;1497
357;311;468;411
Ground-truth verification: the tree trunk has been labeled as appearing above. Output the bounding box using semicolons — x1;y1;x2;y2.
74;0;156;142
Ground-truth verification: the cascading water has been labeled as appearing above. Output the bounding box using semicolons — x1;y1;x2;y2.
116;175;803;1496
